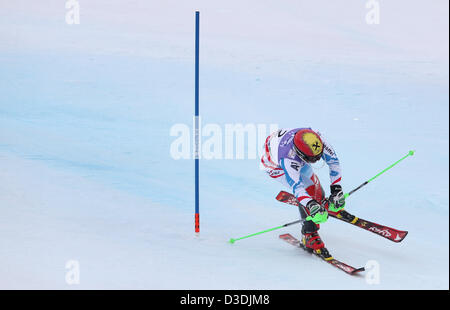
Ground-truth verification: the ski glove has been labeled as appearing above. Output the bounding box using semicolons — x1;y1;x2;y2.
329;184;346;212
305;200;328;224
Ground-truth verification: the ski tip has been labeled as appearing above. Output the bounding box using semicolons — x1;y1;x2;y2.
351;267;366;275
275;191;286;200
279;233;292;239
229;238;236;244
393;230;408;243
276;191;291;199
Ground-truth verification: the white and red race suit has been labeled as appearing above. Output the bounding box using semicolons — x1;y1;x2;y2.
261;128;342;207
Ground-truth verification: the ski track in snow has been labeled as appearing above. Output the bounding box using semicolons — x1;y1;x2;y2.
0;0;448;289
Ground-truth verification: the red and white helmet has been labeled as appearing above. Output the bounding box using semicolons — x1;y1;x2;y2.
293;129;324;163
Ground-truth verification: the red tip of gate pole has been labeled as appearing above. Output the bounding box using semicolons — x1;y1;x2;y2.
195;213;200;234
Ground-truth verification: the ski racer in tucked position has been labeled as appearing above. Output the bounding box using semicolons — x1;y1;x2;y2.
261;128;347;257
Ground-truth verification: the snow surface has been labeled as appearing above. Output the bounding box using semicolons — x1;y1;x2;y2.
0;0;448;289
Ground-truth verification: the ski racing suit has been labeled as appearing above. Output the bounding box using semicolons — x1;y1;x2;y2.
261;128;342;232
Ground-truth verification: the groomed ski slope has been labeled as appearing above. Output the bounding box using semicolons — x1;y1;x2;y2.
0;0;448;289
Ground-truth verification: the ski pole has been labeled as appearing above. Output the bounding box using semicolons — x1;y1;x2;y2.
329;150;415;211
229;219;301;244
346;150;415;197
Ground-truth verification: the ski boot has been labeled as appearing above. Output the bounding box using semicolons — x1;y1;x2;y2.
301;230;332;260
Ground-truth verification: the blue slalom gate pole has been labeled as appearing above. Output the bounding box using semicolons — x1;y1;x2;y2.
194;11;200;234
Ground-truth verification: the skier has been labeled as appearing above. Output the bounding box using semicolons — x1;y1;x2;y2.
261;128;346;256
